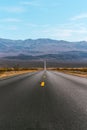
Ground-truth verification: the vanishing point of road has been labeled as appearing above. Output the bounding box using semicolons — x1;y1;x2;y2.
0;70;87;130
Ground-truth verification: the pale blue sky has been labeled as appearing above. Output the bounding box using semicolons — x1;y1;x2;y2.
0;0;87;41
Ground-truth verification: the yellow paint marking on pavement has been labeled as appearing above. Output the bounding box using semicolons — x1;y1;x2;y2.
43;75;46;78
41;81;45;87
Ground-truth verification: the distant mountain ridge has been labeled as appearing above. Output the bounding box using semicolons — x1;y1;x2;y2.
4;51;87;62
0;38;87;61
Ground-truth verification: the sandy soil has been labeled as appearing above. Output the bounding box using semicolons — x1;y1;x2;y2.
49;68;87;78
58;70;87;78
0;70;37;79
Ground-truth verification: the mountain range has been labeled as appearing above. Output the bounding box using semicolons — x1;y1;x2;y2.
0;38;87;62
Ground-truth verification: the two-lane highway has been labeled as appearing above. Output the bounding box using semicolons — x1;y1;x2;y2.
0;70;87;129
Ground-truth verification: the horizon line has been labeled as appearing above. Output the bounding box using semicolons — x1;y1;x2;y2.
0;37;87;42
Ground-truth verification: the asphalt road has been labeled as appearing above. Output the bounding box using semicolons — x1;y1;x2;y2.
0;70;87;130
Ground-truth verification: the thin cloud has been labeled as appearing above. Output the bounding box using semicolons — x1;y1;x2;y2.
71;13;87;21
8;26;18;30
0;6;25;13
26;23;50;28
1;25;18;31
37;23;87;41
0;18;21;22
21;1;40;6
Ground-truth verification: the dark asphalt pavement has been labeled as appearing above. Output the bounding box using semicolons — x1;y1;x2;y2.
0;70;87;130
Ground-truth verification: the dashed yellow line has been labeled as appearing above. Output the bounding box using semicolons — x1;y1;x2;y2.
43;75;46;78
41;81;45;87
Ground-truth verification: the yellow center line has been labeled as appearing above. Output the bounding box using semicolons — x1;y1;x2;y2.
43;75;46;78
41;81;45;87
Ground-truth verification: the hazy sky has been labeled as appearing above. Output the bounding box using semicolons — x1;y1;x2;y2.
0;0;87;41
